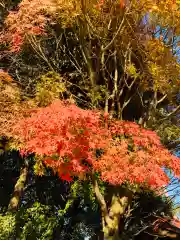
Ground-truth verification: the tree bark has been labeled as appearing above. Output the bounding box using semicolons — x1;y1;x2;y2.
103;195;129;240
8;164;28;212
92;175;132;240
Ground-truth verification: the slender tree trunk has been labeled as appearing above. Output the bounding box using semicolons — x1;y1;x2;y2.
8;163;28;212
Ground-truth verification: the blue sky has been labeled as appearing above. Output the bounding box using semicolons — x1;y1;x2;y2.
166;151;180;217
144;17;180;216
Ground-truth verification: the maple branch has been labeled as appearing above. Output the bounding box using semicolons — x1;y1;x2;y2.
77;20;97;106
159;105;180;122
157;94;167;105
102;16;125;52
61;31;85;77
92;176;132;238
166;105;180;117
101;17;114;113
122;92;135;110
110;50;118;116
91;175;107;214
91;175;120;236
27;35;54;71
0;2;5;8
102;0;133;52
134;225;150;236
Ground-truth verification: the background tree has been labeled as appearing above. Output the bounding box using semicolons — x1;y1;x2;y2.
1;0;179;148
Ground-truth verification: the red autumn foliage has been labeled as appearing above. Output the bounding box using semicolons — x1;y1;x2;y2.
1;0;49;52
95;120;180;187
1;0;86;52
13;100;180;188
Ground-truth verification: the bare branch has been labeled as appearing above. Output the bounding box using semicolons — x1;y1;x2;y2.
157;94;167;105
27;35;54;71
102;16;125;52
159;105;180;122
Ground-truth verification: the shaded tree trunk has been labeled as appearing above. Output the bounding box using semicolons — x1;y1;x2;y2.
92;175;132;240
8;162;28;212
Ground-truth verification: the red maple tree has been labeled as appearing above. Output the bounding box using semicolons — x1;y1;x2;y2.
13;100;180;188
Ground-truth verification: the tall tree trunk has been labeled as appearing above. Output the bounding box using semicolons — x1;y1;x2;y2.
8;163;28;212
